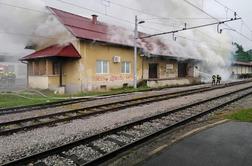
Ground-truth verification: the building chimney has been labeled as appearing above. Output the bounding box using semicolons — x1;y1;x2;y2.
91;14;98;24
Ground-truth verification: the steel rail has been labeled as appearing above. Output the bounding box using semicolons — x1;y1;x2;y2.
0;80;248;116
0;83;206;115
0;86;214;136
2;85;252;166
0;81;245;136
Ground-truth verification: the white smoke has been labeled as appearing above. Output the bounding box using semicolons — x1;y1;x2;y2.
0;0;237;81
0;0;45;55
30;14;76;49
0;0;75;52
109;0;235;81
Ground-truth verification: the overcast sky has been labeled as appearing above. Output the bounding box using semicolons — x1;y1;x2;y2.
0;0;251;57
43;0;252;50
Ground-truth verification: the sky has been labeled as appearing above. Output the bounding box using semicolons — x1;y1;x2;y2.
205;0;252;49
0;0;251;58
43;0;252;49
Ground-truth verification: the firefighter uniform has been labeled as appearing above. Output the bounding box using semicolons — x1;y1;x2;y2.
212;75;216;85
217;75;222;85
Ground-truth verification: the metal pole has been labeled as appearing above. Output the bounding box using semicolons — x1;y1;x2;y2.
59;60;63;87
133;15;138;89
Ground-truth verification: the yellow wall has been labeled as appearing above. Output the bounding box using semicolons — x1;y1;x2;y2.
76;41;142;91
232;65;252;75
142;58;178;79
27;40;197;93
29;76;49;89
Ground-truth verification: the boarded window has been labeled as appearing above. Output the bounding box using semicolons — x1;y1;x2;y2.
39;59;46;75
34;61;39;75
121;61;130;74
96;60;109;74
28;62;33;76
53;62;60;75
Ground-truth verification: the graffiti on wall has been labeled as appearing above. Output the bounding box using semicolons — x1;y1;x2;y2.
95;75;133;82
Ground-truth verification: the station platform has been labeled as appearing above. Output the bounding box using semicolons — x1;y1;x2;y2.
141;121;252;166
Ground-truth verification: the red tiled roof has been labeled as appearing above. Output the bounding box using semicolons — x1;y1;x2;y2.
48;7;172;55
49;7;118;44
22;7;173;61
21;43;81;60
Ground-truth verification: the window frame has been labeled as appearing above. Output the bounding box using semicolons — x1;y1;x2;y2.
33;60;40;76
121;61;131;74
52;61;61;75
96;60;109;74
28;62;33;76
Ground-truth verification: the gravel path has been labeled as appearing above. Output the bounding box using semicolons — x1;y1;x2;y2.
0;82;252;164
0;83;211;123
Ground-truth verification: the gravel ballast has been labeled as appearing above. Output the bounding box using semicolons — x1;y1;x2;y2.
1;82;252;164
0;84;212;123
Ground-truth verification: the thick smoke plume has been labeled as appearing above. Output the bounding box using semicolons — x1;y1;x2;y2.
0;0;75;52
0;0;236;82
108;0;235;81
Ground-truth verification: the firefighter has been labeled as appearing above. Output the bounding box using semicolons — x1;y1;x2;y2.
0;71;3;87
212;75;216;85
1;72;8;87
8;72;16;87
217;75;222;85
0;71;3;80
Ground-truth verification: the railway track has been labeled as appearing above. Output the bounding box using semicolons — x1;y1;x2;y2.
0;93;122;116
0;80;249;116
2;84;252;166
0;83;205;115
0;81;248;136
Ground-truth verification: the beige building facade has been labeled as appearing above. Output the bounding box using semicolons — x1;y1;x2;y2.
22;7;200;94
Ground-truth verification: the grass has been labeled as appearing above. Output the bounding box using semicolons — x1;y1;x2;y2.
226;108;252;122
0;93;61;109
0;83;202;109
0;86;151;109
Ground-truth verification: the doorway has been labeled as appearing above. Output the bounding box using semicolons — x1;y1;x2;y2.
149;63;158;79
178;63;188;78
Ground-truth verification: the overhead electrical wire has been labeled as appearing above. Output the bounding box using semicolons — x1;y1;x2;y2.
107;0;244;45
0;1;135;39
0;0;246;48
0;0;171;43
0;0;222;42
140;17;241;39
56;0;236;44
0;1;142;40
53;0;174;34
108;0;228;21
0;0;235;56
213;0;252;37
183;0;252;42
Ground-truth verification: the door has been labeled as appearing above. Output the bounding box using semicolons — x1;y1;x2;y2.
149;63;158;79
178;63;188;78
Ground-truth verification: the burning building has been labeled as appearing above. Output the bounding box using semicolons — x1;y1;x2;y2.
21;7;200;94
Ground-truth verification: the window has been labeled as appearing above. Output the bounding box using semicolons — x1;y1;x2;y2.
39;60;46;75
28;62;33;76
121;62;130;74
53;62;61;75
30;60;47;76
96;60;109;74
34;61;39;75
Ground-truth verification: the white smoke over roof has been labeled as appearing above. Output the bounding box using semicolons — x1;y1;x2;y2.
0;0;75;53
0;0;238;80
106;0;236;80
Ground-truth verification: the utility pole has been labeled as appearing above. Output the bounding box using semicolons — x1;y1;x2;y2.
133;15;138;89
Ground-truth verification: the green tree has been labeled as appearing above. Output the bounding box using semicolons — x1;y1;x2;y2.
233;43;252;62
